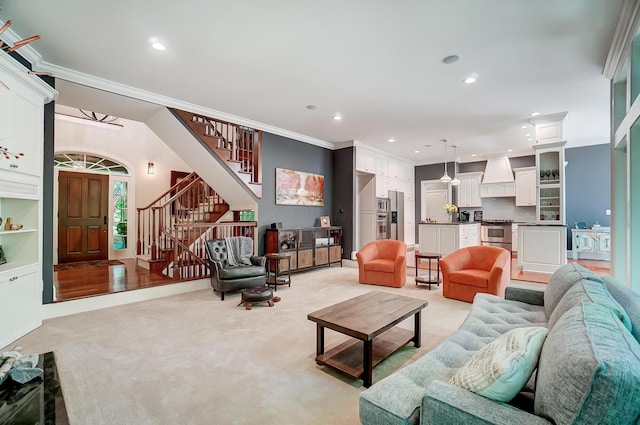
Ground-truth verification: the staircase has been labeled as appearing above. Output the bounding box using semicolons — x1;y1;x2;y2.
136;172;256;279
171;109;263;199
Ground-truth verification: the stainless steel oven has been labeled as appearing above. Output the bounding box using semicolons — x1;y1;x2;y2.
480;221;512;251
376;197;390;213
376;212;389;240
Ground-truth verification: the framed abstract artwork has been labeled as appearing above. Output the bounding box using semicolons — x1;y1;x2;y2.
275;168;324;206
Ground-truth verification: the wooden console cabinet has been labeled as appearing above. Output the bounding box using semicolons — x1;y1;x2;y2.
265;226;342;272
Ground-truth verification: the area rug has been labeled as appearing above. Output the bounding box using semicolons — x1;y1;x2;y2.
54;260;124;272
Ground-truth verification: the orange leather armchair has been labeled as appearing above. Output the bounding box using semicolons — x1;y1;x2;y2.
440;245;511;302
356;240;407;288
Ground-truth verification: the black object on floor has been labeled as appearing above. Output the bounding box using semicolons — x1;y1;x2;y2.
0;352;69;424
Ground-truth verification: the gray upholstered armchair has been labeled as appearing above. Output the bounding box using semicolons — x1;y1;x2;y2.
204;238;267;300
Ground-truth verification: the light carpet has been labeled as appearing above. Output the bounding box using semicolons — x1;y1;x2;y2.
7;265;519;425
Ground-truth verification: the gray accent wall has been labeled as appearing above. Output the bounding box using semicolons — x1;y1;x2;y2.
332;147;355;257
256;132;334;255
565;144;611;249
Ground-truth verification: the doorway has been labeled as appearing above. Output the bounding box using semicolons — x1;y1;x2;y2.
58;171;109;262
420;180;451;223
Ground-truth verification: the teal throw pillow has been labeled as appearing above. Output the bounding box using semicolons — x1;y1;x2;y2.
449;326;548;402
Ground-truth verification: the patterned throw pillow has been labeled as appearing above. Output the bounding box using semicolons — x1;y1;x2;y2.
449;326;549;402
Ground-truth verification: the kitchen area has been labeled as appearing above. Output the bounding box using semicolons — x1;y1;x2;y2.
418;114;574;274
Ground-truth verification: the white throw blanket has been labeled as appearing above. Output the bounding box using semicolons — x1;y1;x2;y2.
225;236;253;266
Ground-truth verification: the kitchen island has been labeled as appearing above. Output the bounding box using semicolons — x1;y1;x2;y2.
418;222;480;256
517;223;567;273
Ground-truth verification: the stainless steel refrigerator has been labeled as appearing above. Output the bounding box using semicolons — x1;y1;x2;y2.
388;190;404;241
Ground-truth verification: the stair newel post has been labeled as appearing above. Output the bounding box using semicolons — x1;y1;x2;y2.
136;208;142;255
151;206;159;261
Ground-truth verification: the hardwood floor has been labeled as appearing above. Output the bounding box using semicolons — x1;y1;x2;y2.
54;258;181;302
412;251;611;285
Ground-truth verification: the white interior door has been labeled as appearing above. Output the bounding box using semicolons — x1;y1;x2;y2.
426;190;448;223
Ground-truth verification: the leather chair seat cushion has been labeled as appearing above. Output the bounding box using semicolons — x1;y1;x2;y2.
449;270;490;288
219;265;266;280
363;259;395;273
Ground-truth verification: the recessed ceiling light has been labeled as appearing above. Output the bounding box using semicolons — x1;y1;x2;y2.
424;144;432;148
388;138;395;143
530;112;541;116
508;149;513;152
442;55;460;64
151;41;166;51
471;154;477;157
525;133;531;137
528;138;533;141
333;114;342;121
414;150;420;154
521;125;528;129
306;105;317;110
463;74;478;84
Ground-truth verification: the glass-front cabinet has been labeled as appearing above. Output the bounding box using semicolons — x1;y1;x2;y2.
534;142;566;224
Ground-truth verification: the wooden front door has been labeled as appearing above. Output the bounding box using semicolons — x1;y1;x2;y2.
58;171;109;263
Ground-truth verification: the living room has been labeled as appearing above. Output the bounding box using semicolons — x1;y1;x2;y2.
1;1;640;424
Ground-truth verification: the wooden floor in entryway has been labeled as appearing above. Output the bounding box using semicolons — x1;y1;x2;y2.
509;257;611;284
54;258;181;302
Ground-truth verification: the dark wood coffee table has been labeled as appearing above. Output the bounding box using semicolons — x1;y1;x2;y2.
307;291;428;387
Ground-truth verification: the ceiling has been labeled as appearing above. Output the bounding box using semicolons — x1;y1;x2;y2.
0;1;623;164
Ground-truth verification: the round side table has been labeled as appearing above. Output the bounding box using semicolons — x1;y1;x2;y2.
415;252;441;290
265;253;291;291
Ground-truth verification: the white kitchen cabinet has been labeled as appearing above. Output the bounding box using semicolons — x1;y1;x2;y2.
535;141;566;224
375;153;388;176
356;147;376;174
518;225;567;273
514;167;537;206
571;228;611;261
480;182;515;198
456;172;483;207
387;158;411;180
375;174;389;198
418;223;480;256
0;53;56;348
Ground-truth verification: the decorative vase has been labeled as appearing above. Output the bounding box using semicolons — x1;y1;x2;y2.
446;214;452;223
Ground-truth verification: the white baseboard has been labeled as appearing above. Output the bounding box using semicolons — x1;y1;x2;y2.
43;279;210;319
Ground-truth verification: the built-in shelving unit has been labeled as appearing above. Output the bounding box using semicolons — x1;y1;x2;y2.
265;226;342;272
534;141;566;224
0;51;57;348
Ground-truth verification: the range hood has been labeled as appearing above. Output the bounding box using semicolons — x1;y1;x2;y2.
482;156;514;183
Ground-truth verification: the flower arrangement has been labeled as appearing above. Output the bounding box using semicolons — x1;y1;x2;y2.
443;203;458;214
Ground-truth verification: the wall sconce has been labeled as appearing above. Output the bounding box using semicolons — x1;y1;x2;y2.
147;162;155;175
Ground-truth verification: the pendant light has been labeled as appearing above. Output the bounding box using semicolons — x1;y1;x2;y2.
450;144;460;186
440;139;452;183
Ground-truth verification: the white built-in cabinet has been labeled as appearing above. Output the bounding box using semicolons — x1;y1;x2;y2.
356;146;415;247
514;167;537;206
456;172;483;207
0;53;57;348
535;141;566;224
571;228;611;261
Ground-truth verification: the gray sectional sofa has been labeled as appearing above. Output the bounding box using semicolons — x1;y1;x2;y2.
359;263;640;425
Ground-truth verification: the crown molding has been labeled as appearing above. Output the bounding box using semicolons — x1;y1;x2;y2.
32;60;336;150
603;0;640;79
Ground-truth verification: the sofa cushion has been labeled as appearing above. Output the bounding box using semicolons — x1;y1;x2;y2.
218;265;266;280
450;326;548;402
364;259;395;273
535;302;640;425
547;279;632;331
544;263;603;318
449;270;490;288
602;276;640;343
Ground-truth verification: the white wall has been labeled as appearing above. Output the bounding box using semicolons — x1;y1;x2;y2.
55;105;192;209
